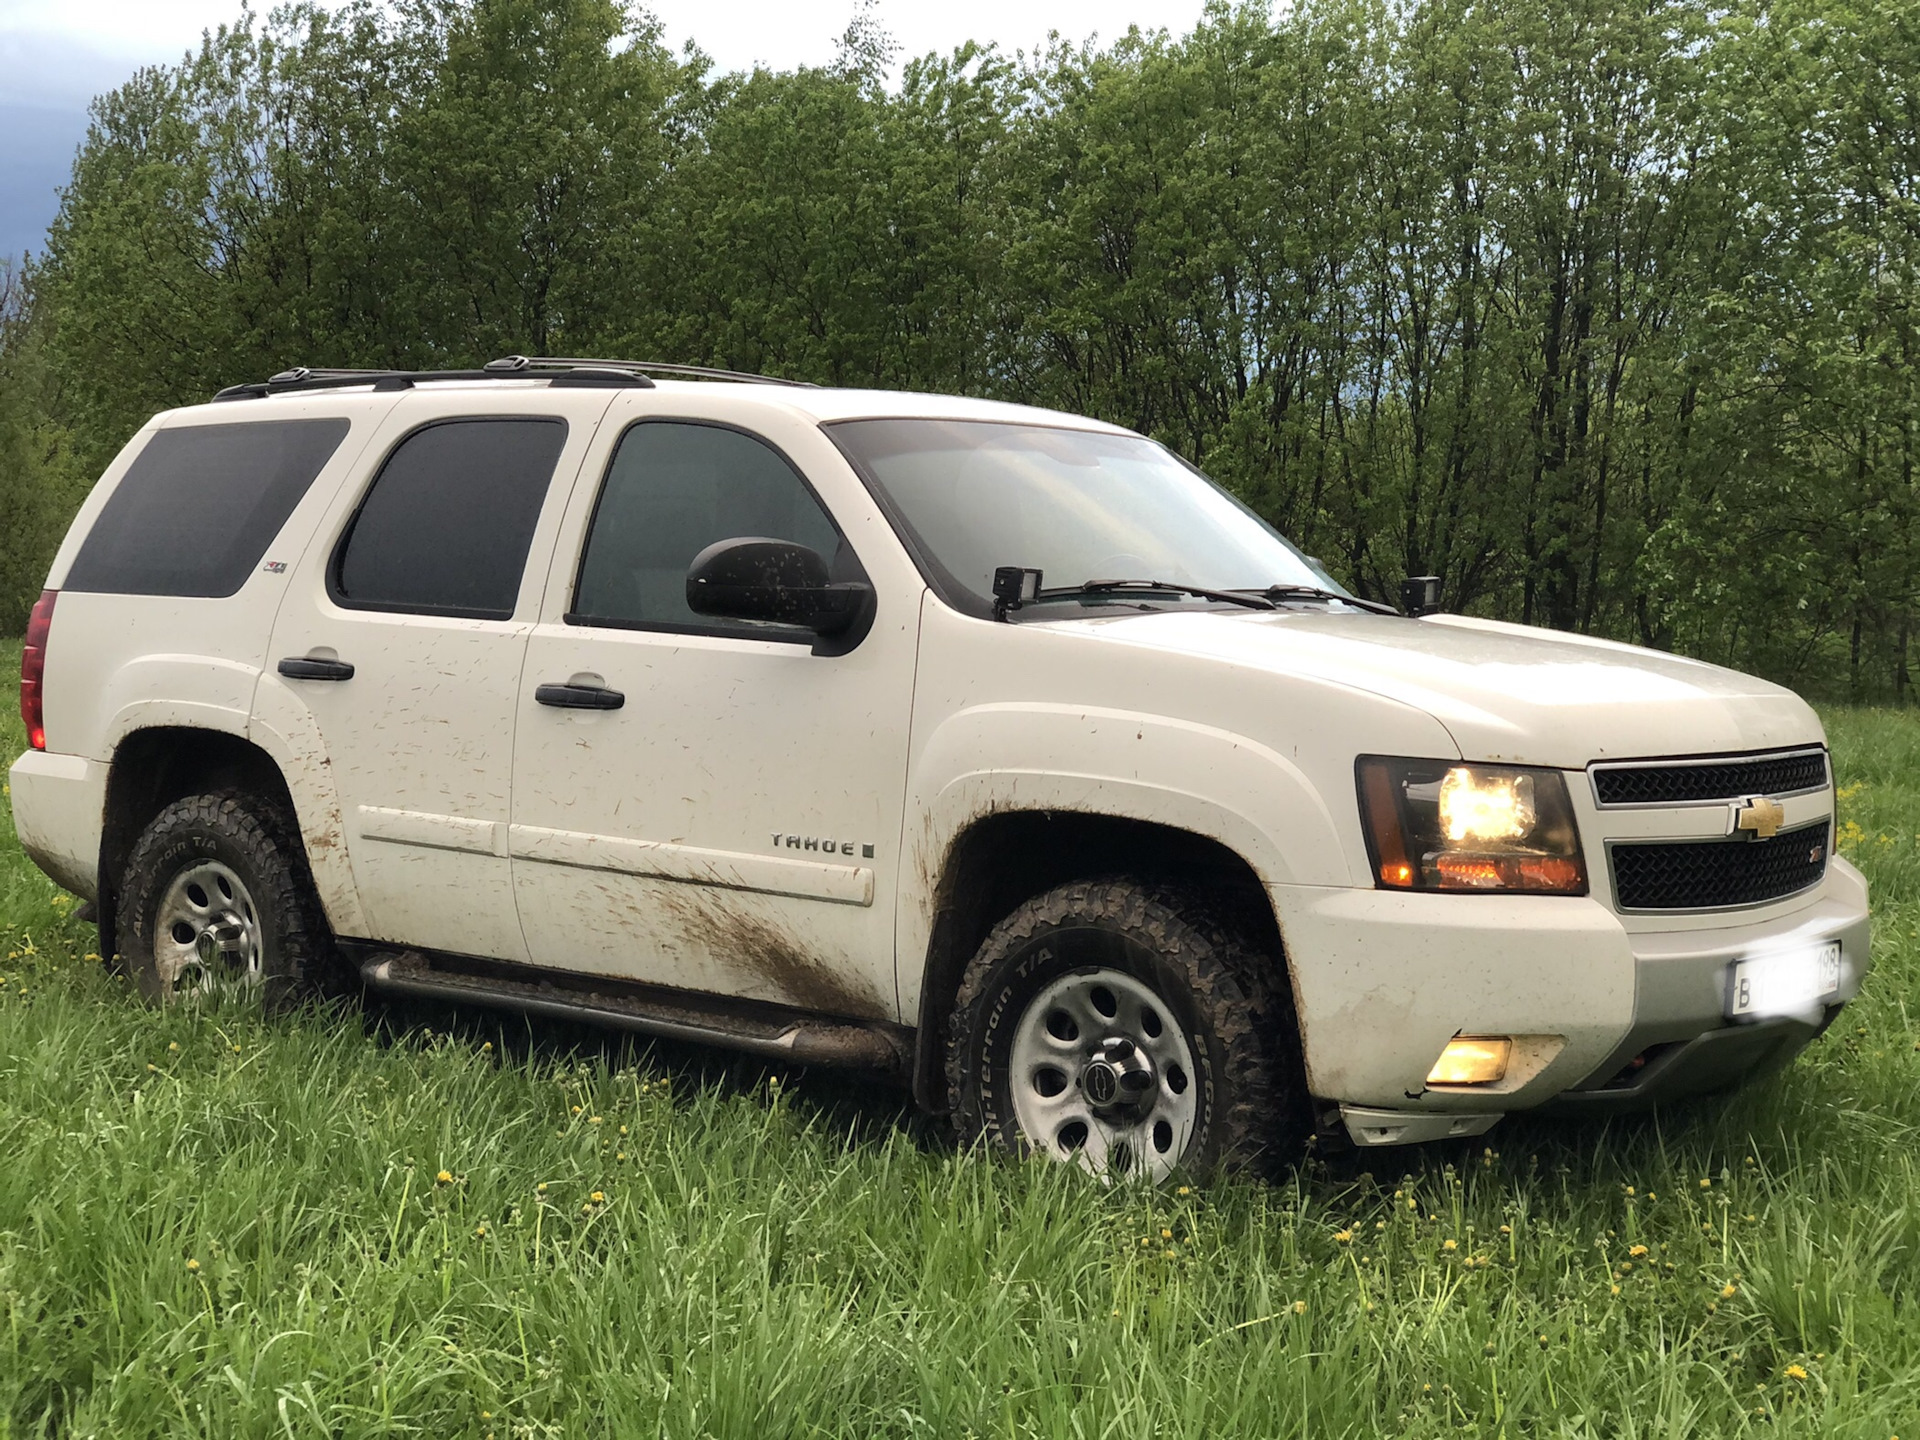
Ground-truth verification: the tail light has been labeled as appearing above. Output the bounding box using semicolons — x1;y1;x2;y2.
20;589;55;751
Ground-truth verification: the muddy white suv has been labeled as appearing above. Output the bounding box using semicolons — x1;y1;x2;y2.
11;357;1870;1176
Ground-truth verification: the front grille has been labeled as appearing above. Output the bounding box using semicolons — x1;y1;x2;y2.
1611;821;1830;911
1592;749;1827;807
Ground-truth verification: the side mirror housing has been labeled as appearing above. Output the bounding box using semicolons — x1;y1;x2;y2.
686;537;872;637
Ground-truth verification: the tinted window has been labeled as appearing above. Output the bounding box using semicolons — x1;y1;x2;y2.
334;418;567;619
573;421;845;633
65;419;350;598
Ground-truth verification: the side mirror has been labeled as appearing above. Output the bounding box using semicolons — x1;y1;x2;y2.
686;537;872;635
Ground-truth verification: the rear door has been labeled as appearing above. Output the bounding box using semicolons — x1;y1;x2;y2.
505;392;922;1019
261;387;618;960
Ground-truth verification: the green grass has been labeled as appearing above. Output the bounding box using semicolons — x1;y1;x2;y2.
1;660;1917;1438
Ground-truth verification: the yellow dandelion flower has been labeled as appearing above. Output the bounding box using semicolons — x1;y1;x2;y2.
1625;1186;1636;1196
618;1125;628;1136
481;1041;492;1052
589;1116;602;1125
146;1063;157;1073
1499;1224;1511;1236
1161;1228;1172;1240
1610;1284;1621;1296
1699;1178;1712;1189
436;1170;454;1184
1334;1229;1354;1244
590;1191;605;1203
1291;1300;1307;1314
1629;1244;1649;1258
186;1258;200;1272
1163;1248;1176;1260
1784;1364;1808;1381
616;1152;627;1161
1722;1283;1738;1298
570;1105;582;1114
1442;1239;1458;1251
1176;1185;1191;1196
474;1224;487;1237
1375;1221;1386;1231
167;1042;179;1053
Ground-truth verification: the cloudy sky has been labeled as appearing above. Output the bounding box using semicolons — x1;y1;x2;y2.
0;0;1216;261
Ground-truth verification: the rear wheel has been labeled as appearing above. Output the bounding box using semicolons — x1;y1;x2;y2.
947;879;1304;1181
115;791;334;1010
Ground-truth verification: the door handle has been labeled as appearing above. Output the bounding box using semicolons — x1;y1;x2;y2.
278;656;355;681
535;682;625;710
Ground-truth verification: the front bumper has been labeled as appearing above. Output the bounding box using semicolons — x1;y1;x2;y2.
1271;858;1870;1146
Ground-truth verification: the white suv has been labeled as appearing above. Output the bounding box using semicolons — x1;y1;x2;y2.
10;358;1870;1177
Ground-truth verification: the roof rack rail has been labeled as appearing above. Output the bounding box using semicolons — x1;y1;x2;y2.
531;356;817;388
212;354;814;402
212;356;655;402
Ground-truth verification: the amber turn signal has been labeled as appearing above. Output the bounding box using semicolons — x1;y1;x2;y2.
1426;1036;1512;1086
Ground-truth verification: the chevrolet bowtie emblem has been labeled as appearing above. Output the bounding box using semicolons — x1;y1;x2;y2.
1733;795;1785;840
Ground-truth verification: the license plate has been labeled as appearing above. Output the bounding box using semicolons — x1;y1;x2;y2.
1726;942;1842;1019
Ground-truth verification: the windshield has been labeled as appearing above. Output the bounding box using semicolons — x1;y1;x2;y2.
828;419;1348;612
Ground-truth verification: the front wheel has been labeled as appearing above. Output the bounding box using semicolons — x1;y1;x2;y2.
115;791;334;1010
946;879;1304;1181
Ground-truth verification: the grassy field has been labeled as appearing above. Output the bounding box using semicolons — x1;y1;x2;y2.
0;669;1916;1437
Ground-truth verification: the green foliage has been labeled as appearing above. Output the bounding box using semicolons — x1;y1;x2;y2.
8;0;1920;695
1;650;1919;1434
0;264;83;634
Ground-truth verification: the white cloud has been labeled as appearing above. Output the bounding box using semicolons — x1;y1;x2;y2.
1;0;1221;86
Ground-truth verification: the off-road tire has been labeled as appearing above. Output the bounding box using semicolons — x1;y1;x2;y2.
946;878;1306;1179
115;790;337;1011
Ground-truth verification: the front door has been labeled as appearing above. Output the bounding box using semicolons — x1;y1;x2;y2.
264;392;614;960
507;406;918;1020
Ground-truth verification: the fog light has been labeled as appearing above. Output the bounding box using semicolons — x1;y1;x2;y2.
1427;1036;1512;1086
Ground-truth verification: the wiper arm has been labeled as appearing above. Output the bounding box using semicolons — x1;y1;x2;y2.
1248;583;1400;616
1029;579;1276;612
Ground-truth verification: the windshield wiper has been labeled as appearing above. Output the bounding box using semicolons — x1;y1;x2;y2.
1245;583;1400;616
1029;579;1277;612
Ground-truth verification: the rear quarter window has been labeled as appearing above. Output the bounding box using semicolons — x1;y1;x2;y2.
64;418;351;598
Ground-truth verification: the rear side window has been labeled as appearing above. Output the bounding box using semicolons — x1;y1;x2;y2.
572;420;845;635
65;419;350;597
333;418;567;619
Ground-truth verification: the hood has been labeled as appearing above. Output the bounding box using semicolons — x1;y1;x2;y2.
1058;607;1822;769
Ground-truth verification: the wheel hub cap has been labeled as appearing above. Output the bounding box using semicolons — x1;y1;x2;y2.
154;860;262;997
1007;967;1199;1181
1081;1036;1156;1117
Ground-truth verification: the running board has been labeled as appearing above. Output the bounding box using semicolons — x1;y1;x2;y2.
357;950;909;1073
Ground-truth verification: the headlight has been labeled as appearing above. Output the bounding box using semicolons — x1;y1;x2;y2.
1357;757;1587;894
